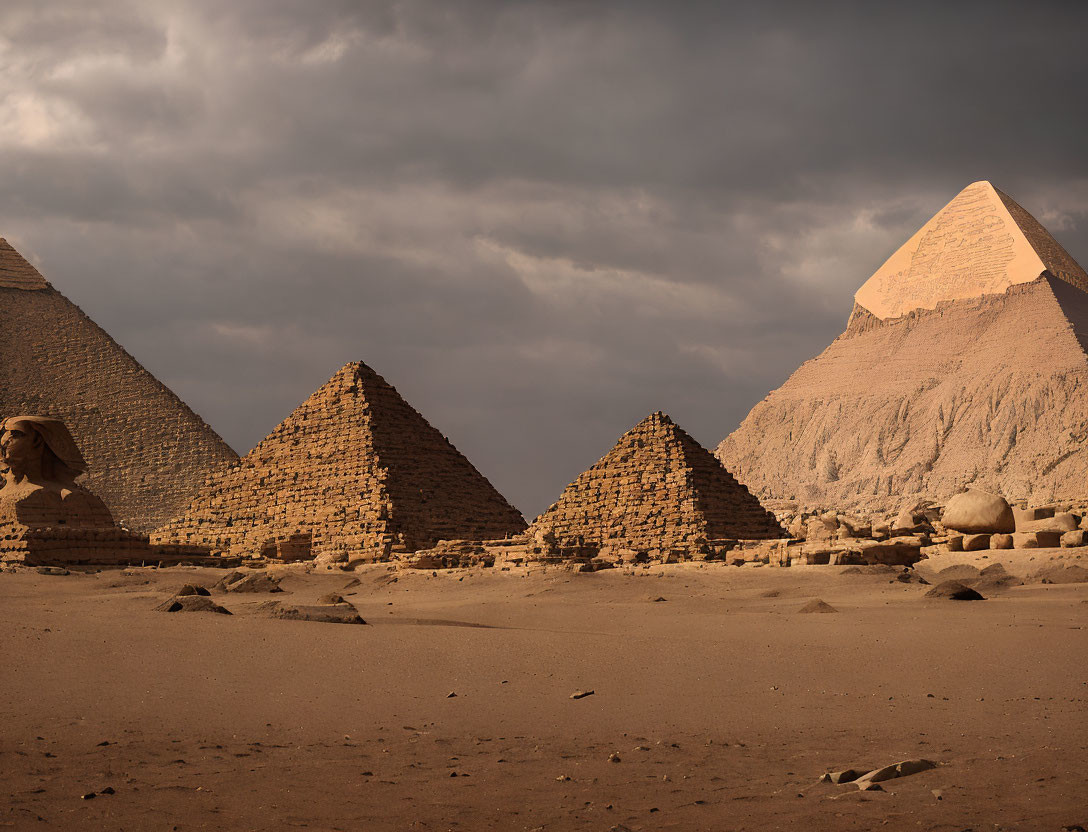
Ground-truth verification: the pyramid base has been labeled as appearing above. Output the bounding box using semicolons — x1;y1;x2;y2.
0;523;219;567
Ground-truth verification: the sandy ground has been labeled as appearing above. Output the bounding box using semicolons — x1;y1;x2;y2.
1;558;1087;831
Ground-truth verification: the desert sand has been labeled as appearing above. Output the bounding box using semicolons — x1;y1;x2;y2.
2;557;1086;831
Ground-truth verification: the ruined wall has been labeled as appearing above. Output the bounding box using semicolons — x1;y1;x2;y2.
154;362;526;557
530;412;783;551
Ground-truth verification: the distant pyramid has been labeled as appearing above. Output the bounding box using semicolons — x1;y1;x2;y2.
153;361;527;558
717;181;1088;511
529;412;783;552
0;238;238;532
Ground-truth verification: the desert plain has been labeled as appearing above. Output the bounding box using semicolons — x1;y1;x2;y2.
2;553;1086;832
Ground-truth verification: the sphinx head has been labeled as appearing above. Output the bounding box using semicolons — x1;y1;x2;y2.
0;416;87;485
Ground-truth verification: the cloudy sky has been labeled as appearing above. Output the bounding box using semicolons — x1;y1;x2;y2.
2;1;1087;518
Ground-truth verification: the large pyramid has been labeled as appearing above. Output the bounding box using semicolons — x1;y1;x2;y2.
529;412;783;552
0;238;238;532
717;181;1088;512
153;361;527;558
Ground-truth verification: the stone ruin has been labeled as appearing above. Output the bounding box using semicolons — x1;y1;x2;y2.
718;181;1088;514
0;237;238;532
0;416;212;566
153;361;527;562
522;411;785;566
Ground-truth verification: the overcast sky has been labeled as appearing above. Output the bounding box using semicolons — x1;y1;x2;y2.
2;1;1087;518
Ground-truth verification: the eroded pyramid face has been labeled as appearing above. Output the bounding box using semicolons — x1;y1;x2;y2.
717;181;1088;513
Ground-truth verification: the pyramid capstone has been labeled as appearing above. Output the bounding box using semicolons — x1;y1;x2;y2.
853;180;1088;322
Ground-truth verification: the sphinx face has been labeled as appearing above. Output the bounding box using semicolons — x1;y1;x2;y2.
0;419;43;477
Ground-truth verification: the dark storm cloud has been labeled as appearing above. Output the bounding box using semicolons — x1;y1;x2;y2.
1;1;1087;517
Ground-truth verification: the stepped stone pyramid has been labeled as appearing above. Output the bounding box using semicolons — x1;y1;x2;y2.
717;181;1088;512
528;412;783;553
0;238;238;532
153;361;527;559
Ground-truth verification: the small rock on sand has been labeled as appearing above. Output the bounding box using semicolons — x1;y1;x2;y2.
569;690;595;700
217;572;283;593
797;599;837;613
936;564;981;582
924;581;985;600
819;769;860;784
155;595;231;615
257;601;365;624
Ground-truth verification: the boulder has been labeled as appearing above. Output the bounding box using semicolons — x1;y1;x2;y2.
176;584;211;597
1061;530;1088;548
937;564;981;582
924;580;985;600
1012;531;1063;549
1013;507;1041;528
990;533;1014;550
219;572;283;593
853;759;936;790
1017;512;1079;534
258;600;366;624
893;503;930;532
155;595;231;614
805;515;838;541
946;535;964;552
942;490;1014;534
962;533;991;551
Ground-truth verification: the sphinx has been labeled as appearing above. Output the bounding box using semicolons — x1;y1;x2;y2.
0;416;211;565
0;416;117;529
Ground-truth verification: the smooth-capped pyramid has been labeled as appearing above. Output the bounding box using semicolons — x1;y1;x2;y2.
717;181;1088;512
153;362;527;558
0;238;238;532
851;180;1088;322
528;412;783;552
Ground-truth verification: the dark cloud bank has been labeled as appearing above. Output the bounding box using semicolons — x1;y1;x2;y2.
1;1;1087;517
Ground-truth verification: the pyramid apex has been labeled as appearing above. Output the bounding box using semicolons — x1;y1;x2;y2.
854;180;1088;320
640;411;674;426
0;237;50;290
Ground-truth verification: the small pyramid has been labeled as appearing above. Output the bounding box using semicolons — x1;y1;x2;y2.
797;599;837;614
717;181;1088;511
0;237;238;532
153;362;526;558
852;180;1088;322
528;412;783;552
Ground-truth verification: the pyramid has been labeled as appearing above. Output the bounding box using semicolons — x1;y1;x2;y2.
528;412;783;553
717;181;1088;512
0;238;238;532
152;361;527;558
